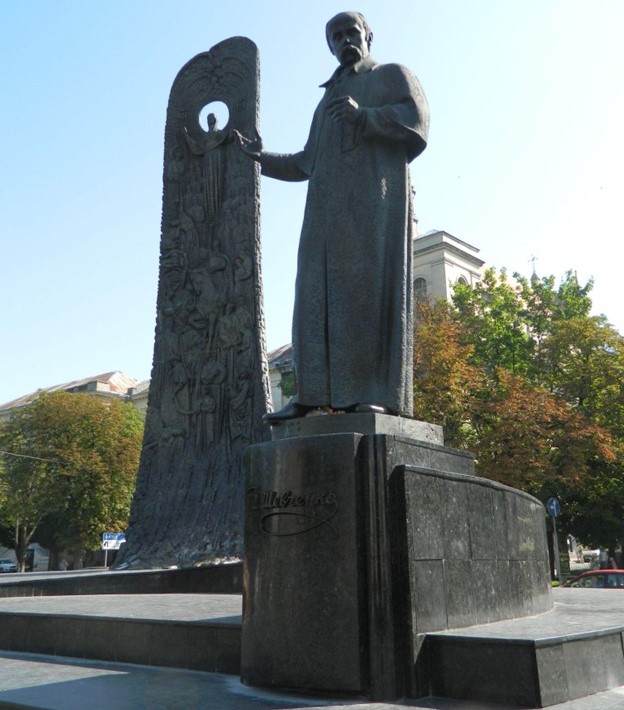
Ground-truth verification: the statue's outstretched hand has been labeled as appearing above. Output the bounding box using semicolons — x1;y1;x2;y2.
234;130;264;161
327;95;361;124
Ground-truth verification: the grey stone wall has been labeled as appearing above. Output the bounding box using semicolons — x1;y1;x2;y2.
394;465;552;637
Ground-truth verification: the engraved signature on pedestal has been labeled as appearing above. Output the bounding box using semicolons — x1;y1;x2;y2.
247;487;338;536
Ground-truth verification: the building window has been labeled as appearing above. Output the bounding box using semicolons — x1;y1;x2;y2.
413;277;427;300
456;276;468;286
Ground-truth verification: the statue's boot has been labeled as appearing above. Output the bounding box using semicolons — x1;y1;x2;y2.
263;401;312;423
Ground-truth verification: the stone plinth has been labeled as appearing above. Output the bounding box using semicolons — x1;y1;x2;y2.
241;414;551;700
269;412;444;443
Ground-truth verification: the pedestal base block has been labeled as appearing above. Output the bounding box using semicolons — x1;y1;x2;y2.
241;414;551;700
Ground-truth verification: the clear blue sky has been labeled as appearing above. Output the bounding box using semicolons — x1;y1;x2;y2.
1;1;622;405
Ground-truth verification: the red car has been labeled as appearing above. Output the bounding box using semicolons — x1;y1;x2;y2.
564;569;624;588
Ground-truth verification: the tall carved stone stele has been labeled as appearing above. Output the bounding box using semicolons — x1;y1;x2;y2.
116;37;270;569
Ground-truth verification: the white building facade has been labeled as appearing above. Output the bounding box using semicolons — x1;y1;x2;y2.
412;230;484;301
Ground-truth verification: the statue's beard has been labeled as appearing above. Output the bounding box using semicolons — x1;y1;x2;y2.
339;45;362;65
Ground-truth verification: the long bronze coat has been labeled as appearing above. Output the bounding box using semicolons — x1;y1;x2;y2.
262;56;429;416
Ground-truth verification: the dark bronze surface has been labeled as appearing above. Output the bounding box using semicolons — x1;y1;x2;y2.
117;38;270;570
238;12;429;418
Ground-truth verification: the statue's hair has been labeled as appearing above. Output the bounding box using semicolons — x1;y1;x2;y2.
325;12;373;53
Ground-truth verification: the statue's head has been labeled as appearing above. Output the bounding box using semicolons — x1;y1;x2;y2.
325;11;373;66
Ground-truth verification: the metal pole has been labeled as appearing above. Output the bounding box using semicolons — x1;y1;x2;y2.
552;515;562;582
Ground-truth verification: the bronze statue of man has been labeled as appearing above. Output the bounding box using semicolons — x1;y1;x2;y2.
238;11;429;420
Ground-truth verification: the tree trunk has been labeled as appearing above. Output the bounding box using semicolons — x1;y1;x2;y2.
14;521;36;573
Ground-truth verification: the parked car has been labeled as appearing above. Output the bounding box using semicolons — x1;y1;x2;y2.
564;569;624;588
0;559;17;573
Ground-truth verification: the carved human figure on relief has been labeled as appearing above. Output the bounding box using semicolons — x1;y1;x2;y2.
188;266;221;350
229;369;252;441
170;201;201;266
207;238;232;296
218;302;243;351
197;393;216;452
236;11;429;421
183;112;230;220
171;357;193;423
234;246;253;292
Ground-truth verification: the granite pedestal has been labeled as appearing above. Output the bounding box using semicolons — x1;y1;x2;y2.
241;414;552;701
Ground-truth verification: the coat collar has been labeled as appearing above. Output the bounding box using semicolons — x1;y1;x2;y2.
320;55;378;88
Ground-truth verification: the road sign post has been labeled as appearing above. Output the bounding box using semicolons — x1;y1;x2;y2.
547;498;562;582
102;532;126;568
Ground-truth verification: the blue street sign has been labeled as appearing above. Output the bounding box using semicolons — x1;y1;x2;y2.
547;497;561;517
102;532;126;550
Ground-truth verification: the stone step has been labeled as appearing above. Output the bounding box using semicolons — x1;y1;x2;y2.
0;651;322;710
421;587;624;707
0;586;622;707
0;649;623;710
0;563;243;598
0;594;241;675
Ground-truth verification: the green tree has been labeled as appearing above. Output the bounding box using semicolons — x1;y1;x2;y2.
452;268;596;382
470;369;615;497
533;312;624;548
278;371;297;400
0;427;64;570
0;392;143;570
538;316;624;428
562;456;624;550
516;271;593;335
412;301;615;498
414;267;624;548
452;268;533;376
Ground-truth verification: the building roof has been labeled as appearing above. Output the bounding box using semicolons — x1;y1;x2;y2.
0;371;139;413
413;229;485;269
267;343;293;369
127;379;150;396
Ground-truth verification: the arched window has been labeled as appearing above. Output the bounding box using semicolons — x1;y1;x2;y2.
413;277;427;300
456;276;468;286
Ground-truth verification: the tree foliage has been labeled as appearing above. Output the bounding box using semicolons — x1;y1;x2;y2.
414;268;624;549
452;268;533;376
413;299;482;450
0;392;143;569
470;369;615;496
538;315;624;431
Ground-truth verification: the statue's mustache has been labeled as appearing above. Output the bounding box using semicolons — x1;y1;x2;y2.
340;44;361;59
